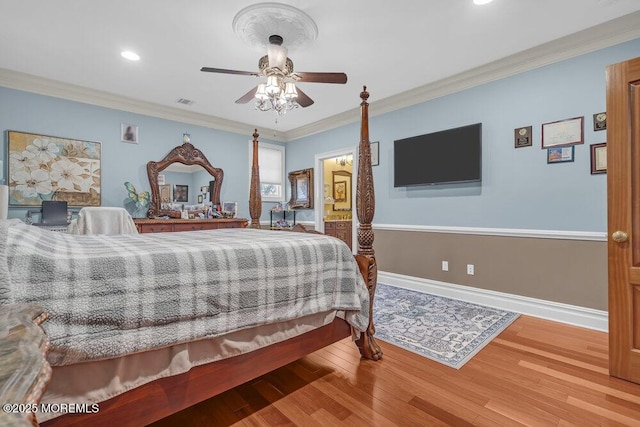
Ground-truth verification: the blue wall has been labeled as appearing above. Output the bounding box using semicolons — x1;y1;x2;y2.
2;38;638;231
287;38;640;232
0;88;281;220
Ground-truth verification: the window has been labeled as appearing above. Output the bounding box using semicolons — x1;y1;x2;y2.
249;141;285;202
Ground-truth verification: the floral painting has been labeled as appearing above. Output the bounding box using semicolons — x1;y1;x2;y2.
8;131;101;206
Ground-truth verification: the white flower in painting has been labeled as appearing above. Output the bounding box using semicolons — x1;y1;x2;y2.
78;159;101;193
12;169;53;198
9;150;39;172
50;158;84;191
25;138;60;163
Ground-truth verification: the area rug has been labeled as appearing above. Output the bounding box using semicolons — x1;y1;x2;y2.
373;283;519;369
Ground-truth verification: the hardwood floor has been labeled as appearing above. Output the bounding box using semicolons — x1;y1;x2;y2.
150;316;640;426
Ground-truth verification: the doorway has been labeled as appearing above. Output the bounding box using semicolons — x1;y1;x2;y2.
314;147;358;252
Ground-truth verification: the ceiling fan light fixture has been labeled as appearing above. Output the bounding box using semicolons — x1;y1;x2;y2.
255;83;268;100
276;92;288;106
284;82;298;99
265;75;281;95
267;43;288;70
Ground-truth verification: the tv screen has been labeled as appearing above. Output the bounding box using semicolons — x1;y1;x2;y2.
394;123;482;186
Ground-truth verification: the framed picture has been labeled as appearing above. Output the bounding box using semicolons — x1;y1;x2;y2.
159;184;171;203
288;168;314;209
332;170;352;211
121;123;138;143
541;116;583;149
222;201;237;215
514;126;532;148
593;112;607;131
174;184;188;202
7;130;102;207
197;194;204;204
590;143;607;174
547;146;575;164
370;141;380;166
334;181;347;202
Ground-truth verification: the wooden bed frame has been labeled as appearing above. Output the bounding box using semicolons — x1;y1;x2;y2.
41;87;381;426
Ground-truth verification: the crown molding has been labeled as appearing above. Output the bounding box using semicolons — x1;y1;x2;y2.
0;68;286;142
283;11;640;141
1;12;639;143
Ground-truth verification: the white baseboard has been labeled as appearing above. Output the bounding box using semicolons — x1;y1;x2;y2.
378;271;608;332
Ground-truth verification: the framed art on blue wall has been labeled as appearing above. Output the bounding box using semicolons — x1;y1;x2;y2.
7;130;102;207
547;146;574;164
370;141;379;166
590;143;607;174
541;116;583;149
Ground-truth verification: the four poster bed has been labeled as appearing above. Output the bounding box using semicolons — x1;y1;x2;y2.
1;88;380;426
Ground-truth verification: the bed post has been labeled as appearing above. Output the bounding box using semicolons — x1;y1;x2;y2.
249;129;262;229
355;86;382;361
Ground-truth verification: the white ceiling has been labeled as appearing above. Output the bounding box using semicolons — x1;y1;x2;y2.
1;1;639;141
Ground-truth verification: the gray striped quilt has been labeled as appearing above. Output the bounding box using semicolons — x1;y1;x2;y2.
0;219;369;366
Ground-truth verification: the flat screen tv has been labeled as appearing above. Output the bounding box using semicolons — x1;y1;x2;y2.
394;123;482;186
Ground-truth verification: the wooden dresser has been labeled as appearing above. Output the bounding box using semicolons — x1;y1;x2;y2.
324;220;352;250
0;304;51;427
134;218;248;233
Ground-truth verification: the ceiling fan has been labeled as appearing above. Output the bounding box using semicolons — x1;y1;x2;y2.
201;35;347;109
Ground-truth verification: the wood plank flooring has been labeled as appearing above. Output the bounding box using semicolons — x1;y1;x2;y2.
150;316;640;426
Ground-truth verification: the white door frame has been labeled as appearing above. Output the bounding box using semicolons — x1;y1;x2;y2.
314;146;358;253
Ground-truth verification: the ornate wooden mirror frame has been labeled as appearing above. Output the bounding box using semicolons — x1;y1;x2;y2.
146;142;223;218
288;168;313;209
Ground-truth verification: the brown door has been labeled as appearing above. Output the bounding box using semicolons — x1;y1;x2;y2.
607;56;640;383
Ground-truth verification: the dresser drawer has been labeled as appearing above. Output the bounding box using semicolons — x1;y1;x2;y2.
138;224;173;233
173;223;209;232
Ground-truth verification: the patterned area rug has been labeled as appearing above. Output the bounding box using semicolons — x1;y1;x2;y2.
373;283;519;369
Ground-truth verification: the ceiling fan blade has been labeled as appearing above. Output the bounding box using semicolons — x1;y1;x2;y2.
201;67;259;77
293;72;347;84
295;87;314;107
235;86;259;104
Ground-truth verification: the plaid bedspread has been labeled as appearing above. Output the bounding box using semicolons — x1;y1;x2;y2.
0;219;369;366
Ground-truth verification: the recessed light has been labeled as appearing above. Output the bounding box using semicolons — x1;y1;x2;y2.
473;0;494;4
121;51;140;61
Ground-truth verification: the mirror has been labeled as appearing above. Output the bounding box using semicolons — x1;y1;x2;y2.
332;170;352;211
288;168;313;209
147;142;223;218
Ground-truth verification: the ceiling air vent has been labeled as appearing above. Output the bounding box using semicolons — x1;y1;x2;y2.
176;98;194;106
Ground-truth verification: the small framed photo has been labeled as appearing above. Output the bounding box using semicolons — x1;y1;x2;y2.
514;126;532;148
593;112;607;131
590;143;607;174
159;184;171;203
174;184;188;202
370;141;380;166
547;146;575;164
222;201;237;215
541;116;583;149
197;194;204;204
121;123;139;143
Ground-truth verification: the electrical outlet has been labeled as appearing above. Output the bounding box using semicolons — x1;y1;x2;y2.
442;261;449;271
466;264;475;275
